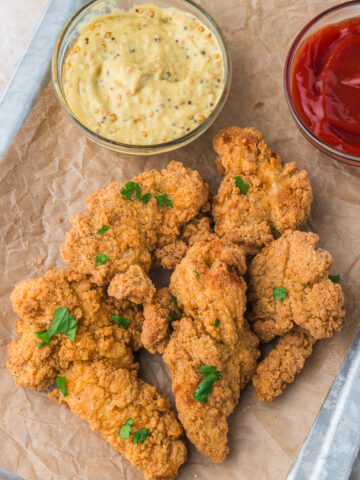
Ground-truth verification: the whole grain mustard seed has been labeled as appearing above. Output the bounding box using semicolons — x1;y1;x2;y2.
63;4;224;145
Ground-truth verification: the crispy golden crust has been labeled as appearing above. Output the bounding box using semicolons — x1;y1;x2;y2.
49;360;187;480
238;319;261;390
252;328;315;401
61;161;210;285
212;127;313;255
153;212;213;270
7;268;142;390
108;265;155;304
141;288;177;354
8;269;188;479
161;236;259;462
247;230;345;343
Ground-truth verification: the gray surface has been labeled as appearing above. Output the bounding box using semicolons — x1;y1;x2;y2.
287;329;360;480
0;469;23;480
0;1;359;479
0;0;87;159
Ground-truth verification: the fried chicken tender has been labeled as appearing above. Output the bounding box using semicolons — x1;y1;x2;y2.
153;212;213;270
61;162;210;298
247;230;345;401
142;288;179;354
144;236;260;462
252;328;315;401
7;268;142;391
7;268;188;479
49;360;187;480
108;264;156;304
212;127;313;255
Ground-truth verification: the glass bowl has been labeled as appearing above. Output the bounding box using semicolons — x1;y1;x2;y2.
284;1;360;167
52;0;232;155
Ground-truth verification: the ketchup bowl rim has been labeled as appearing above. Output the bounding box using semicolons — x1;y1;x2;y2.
284;1;360;166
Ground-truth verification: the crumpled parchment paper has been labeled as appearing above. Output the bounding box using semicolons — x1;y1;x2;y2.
1;1;359;479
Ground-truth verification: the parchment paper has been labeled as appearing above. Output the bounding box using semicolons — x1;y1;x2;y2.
1;1;360;479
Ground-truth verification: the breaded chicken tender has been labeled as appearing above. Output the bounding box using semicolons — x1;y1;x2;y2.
248;230;345;401
252;328;315;402
7;268;187;479
61;161;210;301
144;236;260;462
49;360;187;480
141;287;179;354
7;268;142;391
212;127;313;255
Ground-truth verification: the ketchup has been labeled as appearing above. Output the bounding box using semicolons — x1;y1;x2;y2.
291;16;360;156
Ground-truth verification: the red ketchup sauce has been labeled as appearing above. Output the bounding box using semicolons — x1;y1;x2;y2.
291;16;360;156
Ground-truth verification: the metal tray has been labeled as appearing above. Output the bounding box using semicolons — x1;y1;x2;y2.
1;0;359;478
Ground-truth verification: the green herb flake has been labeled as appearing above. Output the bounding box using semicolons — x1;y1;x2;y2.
56;376;67;397
169;313;176;331
132;428;149;444
119;418;133;439
195;270;199;279
141;192;152;204
328;274;340;284
120;181;142;201
214;318;220;328
233;176;250;195
270;225;278;234
273;286;287;302
154;193;173;208
97;225;109;235
194;365;222;403
170;295;183;314
96;253;108;266
36;306;78;349
112;314;130;329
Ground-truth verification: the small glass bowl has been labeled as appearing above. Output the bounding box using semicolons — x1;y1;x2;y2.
52;0;231;155
284;1;360;167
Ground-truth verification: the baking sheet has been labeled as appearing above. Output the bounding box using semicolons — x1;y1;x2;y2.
1;1;360;479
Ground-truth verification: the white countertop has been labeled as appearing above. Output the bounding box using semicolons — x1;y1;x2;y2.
0;1;359;479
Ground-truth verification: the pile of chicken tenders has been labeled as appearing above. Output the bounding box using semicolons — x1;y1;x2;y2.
7;127;345;480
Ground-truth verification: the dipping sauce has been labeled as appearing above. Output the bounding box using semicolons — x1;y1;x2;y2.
291;16;360;156
63;4;225;145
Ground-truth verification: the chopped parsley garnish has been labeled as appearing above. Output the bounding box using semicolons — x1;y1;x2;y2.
233;176;250;195
56;376;67;397
154;193;173;208
169;295;182;330
273;286;287;302
270;225;278;234
170;295;183;314
97;225;109;235
96;253;108;266
120;181;141;201
132;428;149;443
195;270;199;279
36;306;78;349
214;318;220;328
194;365;222;403
328;274;340;284
119;418;133;439
120;181;151;203
169;313;176;331
112;314;130;329
141;192;152;204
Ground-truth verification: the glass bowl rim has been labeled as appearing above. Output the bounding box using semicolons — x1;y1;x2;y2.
284;0;360;165
52;0;232;152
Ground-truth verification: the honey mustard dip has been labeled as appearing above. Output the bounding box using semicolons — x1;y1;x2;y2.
62;4;225;145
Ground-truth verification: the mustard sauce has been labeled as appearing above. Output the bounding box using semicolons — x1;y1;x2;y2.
63;4;224;145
